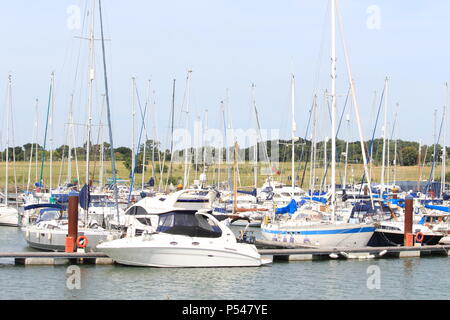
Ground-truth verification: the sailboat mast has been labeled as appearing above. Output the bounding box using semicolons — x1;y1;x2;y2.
203;109;208;175
99;94;106;189
165;79;176;190
417;139;422;192
27;99;39;193
67;94;74;184
442;83;448;196
380;77;388;193
131;77;136;183
310;95;317;196
85;0;96;187
253;139;257;189
251;84;258;189
49;72;55;191
35;99;39;185
233;141;238;214
141;81;151;191
392;103;399;186
5;75;11;205
183;70;192;189
39;74;53;189
330;0;337;221
432;108;437;184
225;91;232;191
218;101;226;188
291;73;296;195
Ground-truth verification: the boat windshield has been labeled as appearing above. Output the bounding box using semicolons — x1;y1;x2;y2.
156;211;222;238
36;209;63;223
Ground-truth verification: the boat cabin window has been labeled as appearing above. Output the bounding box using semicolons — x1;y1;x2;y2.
125;205;149;215
156;211;222;238
425;216;447;223
136;217;152;226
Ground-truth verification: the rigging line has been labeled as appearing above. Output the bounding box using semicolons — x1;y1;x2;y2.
319;85;351;190
39;75;54;187
91;93;106;183
150;91;165;190
336;87;352;184
98;0;120;223
128;82;149;202
71;1;89;95
357;86;385;195
299;99;314;188
165;79;176;190
251;85;272;180
310;0;331;102
426;109;445;194
336;0;375;208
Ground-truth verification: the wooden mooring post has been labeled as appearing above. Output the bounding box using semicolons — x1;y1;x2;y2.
65;194;79;253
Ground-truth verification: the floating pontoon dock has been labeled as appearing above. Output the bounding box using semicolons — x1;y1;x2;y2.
2;244;450;265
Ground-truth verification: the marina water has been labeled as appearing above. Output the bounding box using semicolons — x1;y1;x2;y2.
1;225;449;300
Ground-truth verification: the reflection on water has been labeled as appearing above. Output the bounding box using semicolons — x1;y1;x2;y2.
1;226;450;300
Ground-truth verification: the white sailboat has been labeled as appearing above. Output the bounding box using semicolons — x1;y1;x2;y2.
0;75;19;227
261;0;375;248
22;0;123;249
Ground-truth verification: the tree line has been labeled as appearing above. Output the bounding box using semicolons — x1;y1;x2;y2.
0;138;445;169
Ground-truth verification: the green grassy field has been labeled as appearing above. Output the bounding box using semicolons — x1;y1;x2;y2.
0;160;443;192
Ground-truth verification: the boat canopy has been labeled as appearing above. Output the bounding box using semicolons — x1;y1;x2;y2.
275;199;297;214
237;188;257;197
24;203;66;211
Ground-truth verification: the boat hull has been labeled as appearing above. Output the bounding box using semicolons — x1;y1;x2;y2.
367;230;444;247
261;223;375;248
98;237;263;267
21;227;117;251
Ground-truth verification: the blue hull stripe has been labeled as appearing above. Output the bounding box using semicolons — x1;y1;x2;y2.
261;226;375;235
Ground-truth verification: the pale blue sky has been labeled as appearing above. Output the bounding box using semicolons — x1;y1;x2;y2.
0;1;449;150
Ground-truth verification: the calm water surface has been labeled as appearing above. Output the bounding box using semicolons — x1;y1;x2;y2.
1;225;450;300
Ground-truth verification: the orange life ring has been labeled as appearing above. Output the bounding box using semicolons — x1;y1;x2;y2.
416;232;424;243
77;235;89;248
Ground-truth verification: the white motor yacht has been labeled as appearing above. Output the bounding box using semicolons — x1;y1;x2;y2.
97;197;270;267
0;205;20;226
